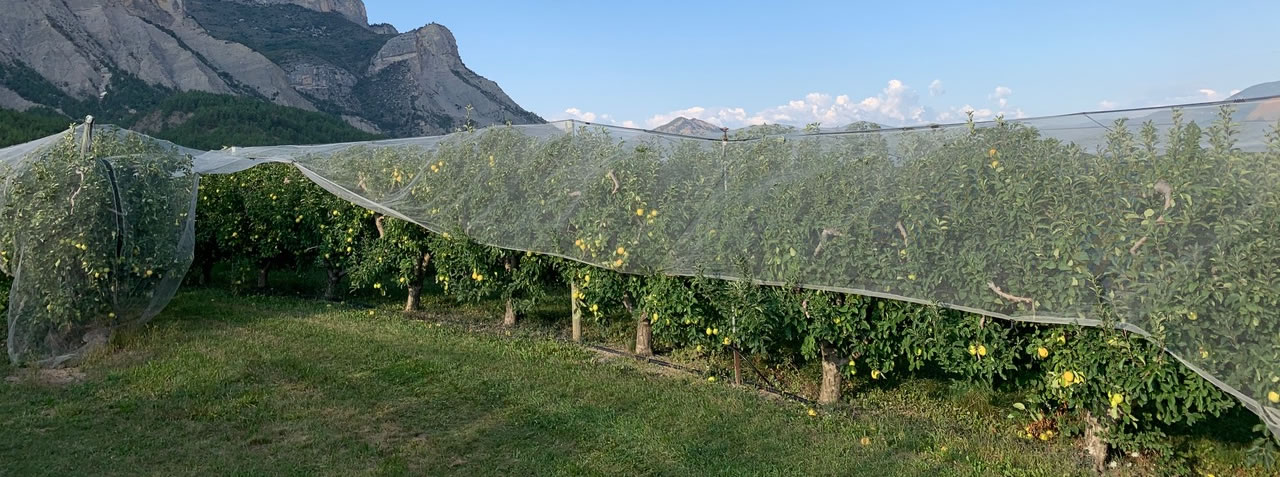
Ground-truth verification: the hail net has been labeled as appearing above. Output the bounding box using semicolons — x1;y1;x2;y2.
0;126;197;366
1;97;1277;436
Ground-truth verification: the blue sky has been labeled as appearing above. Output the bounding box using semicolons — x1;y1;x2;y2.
366;1;1280;128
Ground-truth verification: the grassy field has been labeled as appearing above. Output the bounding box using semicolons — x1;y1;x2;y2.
0;286;1269;476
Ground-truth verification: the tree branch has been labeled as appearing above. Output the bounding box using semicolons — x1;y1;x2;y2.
987;281;1033;305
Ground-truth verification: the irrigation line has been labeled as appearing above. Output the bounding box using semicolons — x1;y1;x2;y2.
581;343;816;406
399;307;816;406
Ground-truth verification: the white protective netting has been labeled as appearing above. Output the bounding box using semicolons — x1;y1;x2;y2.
1;96;1278;436
0;125;197;366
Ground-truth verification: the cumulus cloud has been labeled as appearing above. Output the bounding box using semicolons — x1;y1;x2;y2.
558;79;1037;131
553;108;639;127
929;79;945;97
989;86;1013;108
559;107;598;122
746;80;930;127
1099;100;1118;109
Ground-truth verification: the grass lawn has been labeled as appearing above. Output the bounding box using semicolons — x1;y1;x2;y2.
0;287;1266;476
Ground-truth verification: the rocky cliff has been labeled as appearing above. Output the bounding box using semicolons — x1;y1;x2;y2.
0;0;541;137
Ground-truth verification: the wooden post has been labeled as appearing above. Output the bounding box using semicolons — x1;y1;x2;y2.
503;298;517;327
81;115;94;156
570;281;582;342
733;348;742;386
732;312;741;385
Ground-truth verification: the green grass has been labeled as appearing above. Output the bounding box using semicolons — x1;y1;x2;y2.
0;287;1112;476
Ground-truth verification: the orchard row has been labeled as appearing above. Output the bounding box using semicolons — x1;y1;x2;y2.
194;107;1280;460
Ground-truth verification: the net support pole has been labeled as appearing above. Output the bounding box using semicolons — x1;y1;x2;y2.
80;115;95;157
733;348;742;386
570;281;582;342
720;127;729;192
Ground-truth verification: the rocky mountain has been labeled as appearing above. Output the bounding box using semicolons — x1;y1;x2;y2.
1227;80;1280;121
1137;80;1280;127
1228;80;1280;100
653;117;724;138
0;0;541;137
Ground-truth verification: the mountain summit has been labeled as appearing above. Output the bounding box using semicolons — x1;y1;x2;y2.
0;0;541;137
653;117;725;138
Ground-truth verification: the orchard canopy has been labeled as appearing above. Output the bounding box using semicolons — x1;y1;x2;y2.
1;96;1278;437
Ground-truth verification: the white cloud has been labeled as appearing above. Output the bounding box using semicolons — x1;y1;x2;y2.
559;107;598;122
552;108;640;128
748;80;930;127
636;80;936;130
929;79;945;97
989;86;1013;108
1098;100;1118;109
560;79;1036;131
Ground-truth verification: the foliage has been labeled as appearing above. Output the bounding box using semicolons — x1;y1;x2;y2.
142;92;380;149
348;216;433;307
0;61;171;125
0;274;10;335
0;127;196;364
429;234;556;318
187;104;1280;456
0;108;71;148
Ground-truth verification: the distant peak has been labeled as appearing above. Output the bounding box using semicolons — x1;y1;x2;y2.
413;23;459;58
1228;80;1280;100
653;117;725;138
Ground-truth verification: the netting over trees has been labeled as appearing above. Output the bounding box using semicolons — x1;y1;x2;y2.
0;125;197;366
1;96;1277;437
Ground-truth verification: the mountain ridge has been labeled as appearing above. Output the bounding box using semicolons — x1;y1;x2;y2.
653;117;724;138
0;0;542;138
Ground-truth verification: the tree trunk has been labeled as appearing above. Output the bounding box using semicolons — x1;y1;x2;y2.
404;253;429;312
819;342;846;405
200;260;213;285
1083;411;1110;473
256;266;269;289
570;282;582;342
324;268;342;301
405;285;422;312
503;298;517;327
635;310;653;357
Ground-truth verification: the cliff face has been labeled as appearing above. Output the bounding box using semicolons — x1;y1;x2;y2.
363;24;543;135
0;0;542;137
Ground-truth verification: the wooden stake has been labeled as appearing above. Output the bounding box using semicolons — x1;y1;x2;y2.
733;348;742;386
80;115;95;157
570;281;582;342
